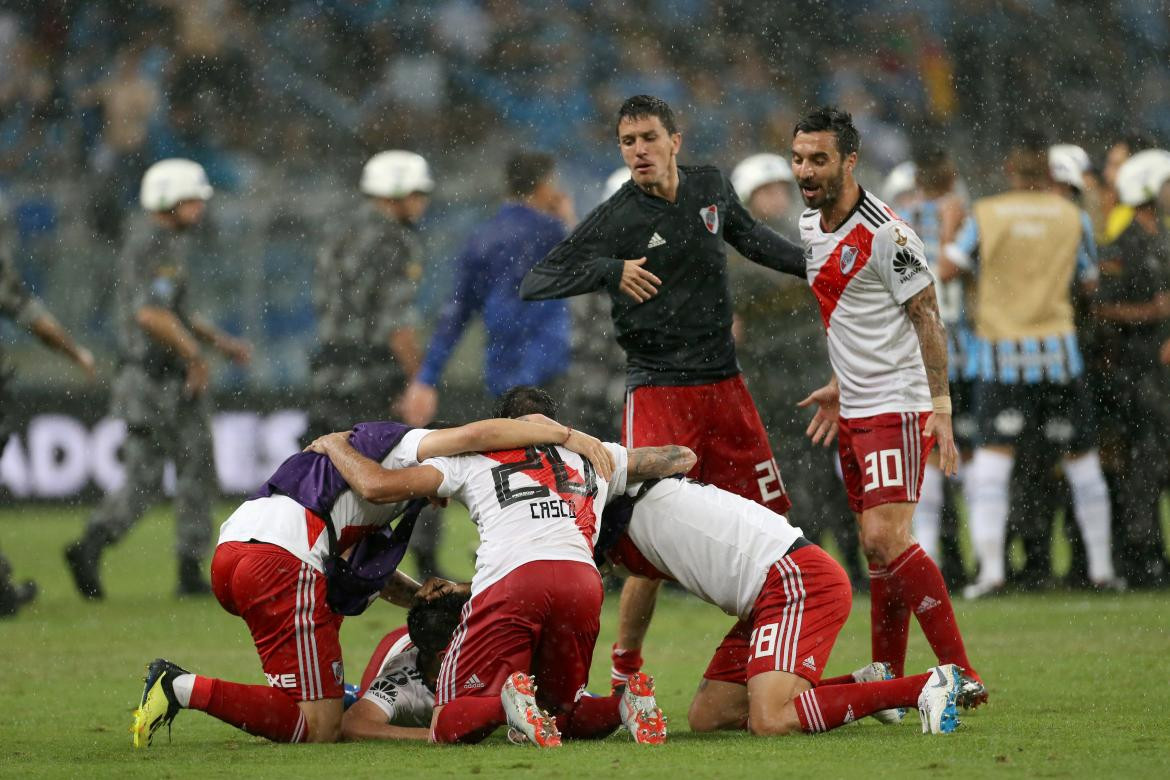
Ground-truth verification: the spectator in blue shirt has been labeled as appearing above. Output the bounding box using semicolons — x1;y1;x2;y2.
401;153;572;425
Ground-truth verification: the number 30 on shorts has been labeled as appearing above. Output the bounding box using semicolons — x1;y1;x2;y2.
863;449;904;492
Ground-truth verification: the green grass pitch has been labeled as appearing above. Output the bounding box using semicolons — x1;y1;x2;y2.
1;502;1168;779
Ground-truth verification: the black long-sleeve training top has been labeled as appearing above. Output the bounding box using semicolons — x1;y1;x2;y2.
520;164;806;388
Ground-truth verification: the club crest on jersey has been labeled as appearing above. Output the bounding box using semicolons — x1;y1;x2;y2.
700;205;719;234
840;245;859;274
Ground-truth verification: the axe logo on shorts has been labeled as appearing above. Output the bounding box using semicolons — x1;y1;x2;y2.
700;204;719;234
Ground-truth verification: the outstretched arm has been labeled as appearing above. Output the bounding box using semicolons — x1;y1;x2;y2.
904;284;958;476
341;701;430;742
416;419;615;480
625;445;697;482
308;432;445;504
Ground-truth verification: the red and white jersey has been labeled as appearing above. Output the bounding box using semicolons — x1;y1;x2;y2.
358;626;434;727
609;478;803;620
799;189;936;418
426;443;628;594
216;428;434;572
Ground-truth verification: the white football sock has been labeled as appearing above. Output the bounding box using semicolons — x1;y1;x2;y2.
1062;451;1117;582
172;673;195;708
913;463;945;562
966;449;1014;585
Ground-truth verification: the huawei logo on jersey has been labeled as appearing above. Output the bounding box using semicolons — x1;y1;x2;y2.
700;205;719;234
840;245;859;274
893;248;925;281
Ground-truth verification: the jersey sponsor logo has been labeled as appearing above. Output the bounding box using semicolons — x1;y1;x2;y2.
647;232;666;248
802;655;818;672
916;595;941;614
266;672;298;688
464;673;485;689
700;204;719;234
840;244;859;274
893;247;925;282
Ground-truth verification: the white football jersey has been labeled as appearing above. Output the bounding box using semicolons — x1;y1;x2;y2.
611;478;803;620
799;189;936;417
426;443;628;594
217;428;434;572
361;629;435;727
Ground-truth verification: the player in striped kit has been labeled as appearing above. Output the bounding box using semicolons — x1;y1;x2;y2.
790;107;984;701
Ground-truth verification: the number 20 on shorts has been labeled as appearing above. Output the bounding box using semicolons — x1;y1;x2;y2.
862;449;904;492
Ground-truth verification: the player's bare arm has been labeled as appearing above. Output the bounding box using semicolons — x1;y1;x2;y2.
136;305;209;396
797;373;840;446
626;444;697;482
379;570;423;608
611;575;662;687
904;284;958;476
190;314;252;365
341;700;431;742
389;326;422;382
28;312;96;380
307;433;445;504
1093;290;1170;324
416;418;616;480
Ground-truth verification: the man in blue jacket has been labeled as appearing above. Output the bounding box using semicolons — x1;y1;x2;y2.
401;153;572;426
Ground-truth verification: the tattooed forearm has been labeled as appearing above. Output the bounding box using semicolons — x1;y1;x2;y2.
905;285;951;399
626;445;697;482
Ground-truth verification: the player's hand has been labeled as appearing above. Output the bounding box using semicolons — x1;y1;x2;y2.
415;577;470;602
74;346;97;382
610;645;644;693
564;428;615;481
401;381;438;427
925;412;958;477
303;430;351;454
797;382;840;446
619;257;661;303
184;355;210;398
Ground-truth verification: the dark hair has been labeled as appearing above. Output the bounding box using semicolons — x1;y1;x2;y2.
1010;128;1051;181
407;591;469;657
912;141;955;192
793;106;860;157
494;385;558;419
616;95;679;136
506;152;556;197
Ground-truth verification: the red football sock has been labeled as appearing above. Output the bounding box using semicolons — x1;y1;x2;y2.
817;673;857;687
869;563;911;676
431;698;507;744
188;676;307;743
556;694;623;740
889;544;977;678
794;673;930;733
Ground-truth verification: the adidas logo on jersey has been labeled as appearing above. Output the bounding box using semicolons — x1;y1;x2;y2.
647;232;666;248
802;656;818;672
916;595;942;614
464;674;485;689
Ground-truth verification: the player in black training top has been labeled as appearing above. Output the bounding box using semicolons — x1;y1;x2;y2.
521;94;804;517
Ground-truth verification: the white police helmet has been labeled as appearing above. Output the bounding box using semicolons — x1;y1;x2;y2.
604;167;631;199
139;159;213;211
730;153;793;200
360;151;435;198
880;161;916;204
1116;149;1170;207
1049;145;1088;191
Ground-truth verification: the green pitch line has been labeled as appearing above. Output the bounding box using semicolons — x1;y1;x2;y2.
0;503;1168;779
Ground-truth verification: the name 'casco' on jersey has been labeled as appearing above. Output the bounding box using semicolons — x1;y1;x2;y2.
799;189;937;418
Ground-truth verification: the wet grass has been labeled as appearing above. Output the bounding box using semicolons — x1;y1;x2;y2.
1;502;1168;778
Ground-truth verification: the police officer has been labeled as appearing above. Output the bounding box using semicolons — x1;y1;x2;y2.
64;159;251;600
1093;152;1170;588
307;150;431;442
1;198;95;616
727;152;865;590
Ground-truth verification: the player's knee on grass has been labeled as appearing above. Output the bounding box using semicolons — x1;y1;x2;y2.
299;698;343;743
747;706;803;737
687;678;748;732
859;503;916;566
746;670;809;737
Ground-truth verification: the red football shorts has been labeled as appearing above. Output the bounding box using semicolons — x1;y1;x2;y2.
838;411;935;514
622;374;791;514
211;541;345;702
435;560;603;714
704;544;852;686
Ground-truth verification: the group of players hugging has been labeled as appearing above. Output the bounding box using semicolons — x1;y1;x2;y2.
131;98;987;750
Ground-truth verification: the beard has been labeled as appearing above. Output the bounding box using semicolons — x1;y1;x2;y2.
799;164;846;209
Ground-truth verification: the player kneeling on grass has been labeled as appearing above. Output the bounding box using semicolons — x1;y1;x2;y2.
599;476;974;736
132;416;617;747
319;386;690;747
340;591;468;741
